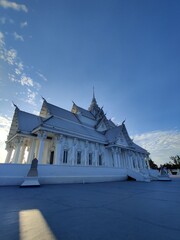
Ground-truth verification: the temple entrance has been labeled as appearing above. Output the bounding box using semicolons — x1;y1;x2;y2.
50;151;54;164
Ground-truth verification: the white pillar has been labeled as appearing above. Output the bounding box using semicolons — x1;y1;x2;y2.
125;150;130;169
121;149;125;168
84;141;88;166
71;138;77;165
27;138;36;163
117;148;121;168
143;155;146;169
146;155;150;169
114;148;119;167
5;143;14;163
127;151;133;169
111;147;117;167
54;135;63;165
138;153;143;170
12;137;23;163
37;131;46;164
18;143;27;163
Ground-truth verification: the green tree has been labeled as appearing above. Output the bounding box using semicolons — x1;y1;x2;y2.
148;159;158;169
170;155;180;169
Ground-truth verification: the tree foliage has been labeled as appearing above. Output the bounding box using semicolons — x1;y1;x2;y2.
163;155;180;169
170;155;180;169
148;159;158;169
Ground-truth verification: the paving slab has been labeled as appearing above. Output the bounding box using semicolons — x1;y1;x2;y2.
0;178;180;240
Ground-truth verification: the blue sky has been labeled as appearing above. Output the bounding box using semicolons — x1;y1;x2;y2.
0;0;180;165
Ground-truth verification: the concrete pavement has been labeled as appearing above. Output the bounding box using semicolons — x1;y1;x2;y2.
0;179;180;240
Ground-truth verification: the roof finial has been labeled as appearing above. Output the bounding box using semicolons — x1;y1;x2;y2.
122;119;126;125
41;96;46;101
12;101;19;109
93;86;95;99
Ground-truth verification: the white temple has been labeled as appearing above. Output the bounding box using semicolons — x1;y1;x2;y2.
2;93;154;185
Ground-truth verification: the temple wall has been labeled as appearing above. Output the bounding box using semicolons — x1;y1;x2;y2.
0;163;127;186
5;134;149;172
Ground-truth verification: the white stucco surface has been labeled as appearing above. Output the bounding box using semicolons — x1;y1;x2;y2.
0;163;127;185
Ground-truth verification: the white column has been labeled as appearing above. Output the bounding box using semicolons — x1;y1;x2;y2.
18;143;27;163
5;143;14;163
138;153;143;170
125;150;130;169
12;137;23;163
142;154;146;169
115;148;119;167
145;155;150;169
111;147;117;167
121;149;125;168
27;138;36;163
71;138;77;165
54;135;63;165
117;148;121;168
37;131;46;164
127;150;133;169
84;141;88;166
44;141;51;164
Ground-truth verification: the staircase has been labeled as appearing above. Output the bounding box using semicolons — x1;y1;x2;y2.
127;169;151;182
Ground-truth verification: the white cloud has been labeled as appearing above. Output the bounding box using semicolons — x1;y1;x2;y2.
20;74;34;87
0;17;14;24
15;68;21;75
37;72;48;82
0;115;11;163
133;130;180;166
13;32;24;41
0;30;42;110
110;117;121;126
20;21;27;28
0;0;28;12
8;73;16;82
6;48;17;65
0;31;5;46
25;89;37;106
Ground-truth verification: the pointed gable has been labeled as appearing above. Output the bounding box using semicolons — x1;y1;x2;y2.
7;106;19;141
121;123;133;146
71;102;95;120
105;125;128;147
7;107;42;141
39;98;50;118
40;99;80;124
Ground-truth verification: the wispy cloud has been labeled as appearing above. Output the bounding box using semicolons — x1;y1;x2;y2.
37;72;48;82
25;89;38;106
20;75;34;87
0;31;5;47
13;32;24;41
133;130;180;165
6;48;17;64
20;21;27;28
0;17;14;24
0;31;42;107
0;0;28;12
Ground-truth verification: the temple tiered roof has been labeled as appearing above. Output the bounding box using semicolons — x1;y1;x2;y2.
7;95;148;154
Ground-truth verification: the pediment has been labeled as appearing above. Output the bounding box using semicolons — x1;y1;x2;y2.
96;121;108;132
